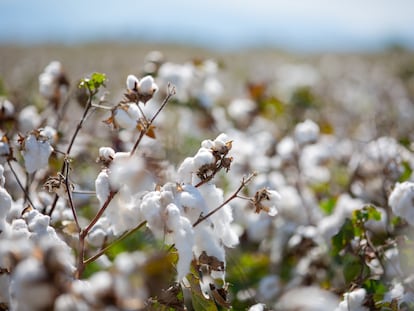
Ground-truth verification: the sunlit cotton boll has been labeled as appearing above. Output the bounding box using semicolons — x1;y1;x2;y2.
0;98;15;117
21;132;53;174
294;119;320;145
335;288;369;311
276;286;339;311
138;75;158;96
126;74;139;92
165;203;194;280
388;182;414;226
113;103;140;130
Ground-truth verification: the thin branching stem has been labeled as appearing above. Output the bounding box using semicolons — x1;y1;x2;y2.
130;83;176;156
63;158;81;233
193;173;255;228
83;220;147;265
48;87;96;217
7;160;35;208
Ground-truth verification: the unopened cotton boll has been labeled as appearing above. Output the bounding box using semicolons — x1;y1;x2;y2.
294;119;320;145
388;182;414;226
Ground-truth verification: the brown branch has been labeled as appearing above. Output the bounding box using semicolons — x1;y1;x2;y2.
6;160;35;208
83;220;147;265
130;83;176;156
193;173;256;228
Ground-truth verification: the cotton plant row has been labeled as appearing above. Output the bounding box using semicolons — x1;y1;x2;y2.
0;59;281;310
1;55;414;310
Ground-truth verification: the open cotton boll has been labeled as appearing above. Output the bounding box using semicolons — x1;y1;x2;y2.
21;133;53;174
95;169;111;207
0;139;11;164
165;203;194;280
0;98;15;117
140;190;164;239
175;184;207;223
138;75;158;96
9;257;56;310
294;119;320;145
113;103;140;130
109;152;150;192
18;106;41;133
98;147;115;162
126;74;139;91
335;288;368;311
388;182;414;226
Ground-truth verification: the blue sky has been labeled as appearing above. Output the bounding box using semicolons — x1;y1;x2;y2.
1;0;414;52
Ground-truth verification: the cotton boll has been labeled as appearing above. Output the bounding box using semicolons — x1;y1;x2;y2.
176;184;207;223
95;169;111;207
39;126;57;143
277;136;296;160
113;103;140;130
140;190;164;239
228;98;256;127
10;219;30;239
139;75;158;96
198;184;238;248
389;182;414;226
335;288;368;311
0;98;15;117
257;275;280;301
177;157;194;184
9;257;56;310
0;138;11;164
126;74;139;91
109;152;147;191
248;303;266;311
18;106;41;133
294;119;320;145
276;286;339;311
21;133;53;174
165;203;194;280
98;147;115;162
54;294;90;311
0;187;12;219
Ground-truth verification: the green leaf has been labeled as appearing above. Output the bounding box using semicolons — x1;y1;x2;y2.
399;161;412;182
187;272;219;311
342;253;362;283
319;197;337;215
331;218;354;256
363;279;387;302
79;72;106;92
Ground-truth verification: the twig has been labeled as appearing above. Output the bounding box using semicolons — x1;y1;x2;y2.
193;173;255;228
130;83;176;156
63;158;81;233
6;160;35;208
83;220;147;265
48;87;96;217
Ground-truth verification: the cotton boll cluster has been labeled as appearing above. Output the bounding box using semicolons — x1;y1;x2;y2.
178;133;233;185
157;59;223;108
19;129;54;174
